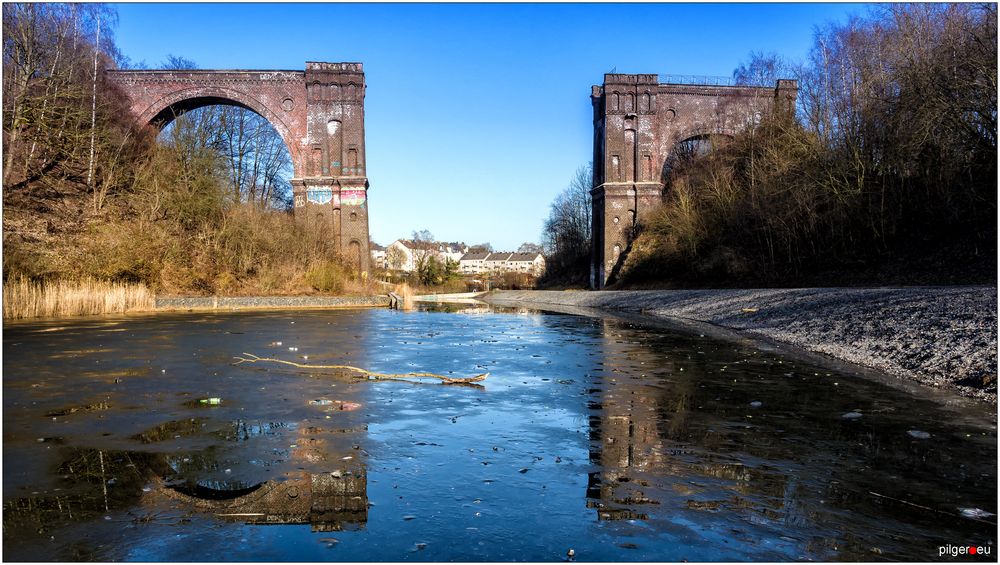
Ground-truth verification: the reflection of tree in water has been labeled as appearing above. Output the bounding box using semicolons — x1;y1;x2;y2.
3;420;368;547
4;448;173;538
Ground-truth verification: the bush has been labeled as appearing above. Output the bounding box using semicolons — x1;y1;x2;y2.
305;260;347;294
619;5;997;288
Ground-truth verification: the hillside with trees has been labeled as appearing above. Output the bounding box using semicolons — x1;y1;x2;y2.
2;3;363;313
542;4;996;288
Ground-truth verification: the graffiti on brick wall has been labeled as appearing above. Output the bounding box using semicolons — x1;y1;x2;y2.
341;189;366;207
307;189;334;205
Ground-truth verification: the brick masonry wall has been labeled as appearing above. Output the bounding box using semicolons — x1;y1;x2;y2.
590;75;798;287
106;62;372;275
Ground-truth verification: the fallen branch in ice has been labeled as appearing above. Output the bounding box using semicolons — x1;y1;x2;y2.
232;352;488;384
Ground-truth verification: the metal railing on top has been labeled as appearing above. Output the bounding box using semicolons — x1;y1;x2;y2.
658;74;736;87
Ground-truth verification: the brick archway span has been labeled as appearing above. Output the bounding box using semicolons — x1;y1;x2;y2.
106;62;373;275
589;74;798;288
138;85;299;164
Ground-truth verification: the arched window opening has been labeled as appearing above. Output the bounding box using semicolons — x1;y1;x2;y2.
661;133;732;184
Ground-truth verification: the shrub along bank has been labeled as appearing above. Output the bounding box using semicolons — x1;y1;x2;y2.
2;4;368;318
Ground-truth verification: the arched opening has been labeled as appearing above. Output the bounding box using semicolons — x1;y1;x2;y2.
348;240;362;272
149;93;295;210
661;132;732;183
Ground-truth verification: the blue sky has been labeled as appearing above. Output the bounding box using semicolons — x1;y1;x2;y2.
112;3;863;250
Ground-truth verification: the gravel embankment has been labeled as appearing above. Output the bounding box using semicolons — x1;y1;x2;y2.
485;288;997;403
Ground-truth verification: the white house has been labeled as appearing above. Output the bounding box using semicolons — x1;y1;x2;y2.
438;242;467;266
386;240;467;272
483;252;512;273
458;251;490;274
456;251;545;277
508;253;546;276
370;243;387;269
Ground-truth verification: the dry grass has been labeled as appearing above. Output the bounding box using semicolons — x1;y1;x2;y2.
3;278;154;320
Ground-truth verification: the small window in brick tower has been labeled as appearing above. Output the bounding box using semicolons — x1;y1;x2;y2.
643;154;653;181
347;148;358;169
312;147;323;176
612;155;621;181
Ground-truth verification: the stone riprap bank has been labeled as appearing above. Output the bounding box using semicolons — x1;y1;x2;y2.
486;288;998;403
156;295;389;311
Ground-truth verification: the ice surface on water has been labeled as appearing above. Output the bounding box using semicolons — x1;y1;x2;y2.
2;306;996;562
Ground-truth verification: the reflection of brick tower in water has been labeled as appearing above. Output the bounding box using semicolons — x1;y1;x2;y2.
585;319;795;524
586;319;668;520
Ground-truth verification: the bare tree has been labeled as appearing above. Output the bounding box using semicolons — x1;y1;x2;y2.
540;163;592;283
158;55;293;209
386;245;406;271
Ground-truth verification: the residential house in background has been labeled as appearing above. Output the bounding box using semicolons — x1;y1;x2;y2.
459;251;490;274
508;253;546;276
439;242;466;265
386;240;468;272
370;243;387;270
484;252;513;273
459;251;545;277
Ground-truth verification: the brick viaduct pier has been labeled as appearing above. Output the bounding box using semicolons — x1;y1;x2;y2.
590;74;797;288
106;62;794;284
106;62;371;273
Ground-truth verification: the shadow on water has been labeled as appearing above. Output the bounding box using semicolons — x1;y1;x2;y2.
2;306;996;561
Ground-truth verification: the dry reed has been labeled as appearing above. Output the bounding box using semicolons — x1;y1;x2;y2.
3;278;155;320
394;282;415;311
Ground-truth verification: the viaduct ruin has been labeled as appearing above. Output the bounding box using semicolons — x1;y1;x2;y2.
106;62;371;274
591;74;797;288
106;62;796;286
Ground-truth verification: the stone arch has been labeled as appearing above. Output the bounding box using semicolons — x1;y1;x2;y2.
675;130;733;153
661;131;734;182
137;86;299;172
106;62;372;277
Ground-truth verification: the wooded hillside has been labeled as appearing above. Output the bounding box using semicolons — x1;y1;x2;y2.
618;4;996;287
